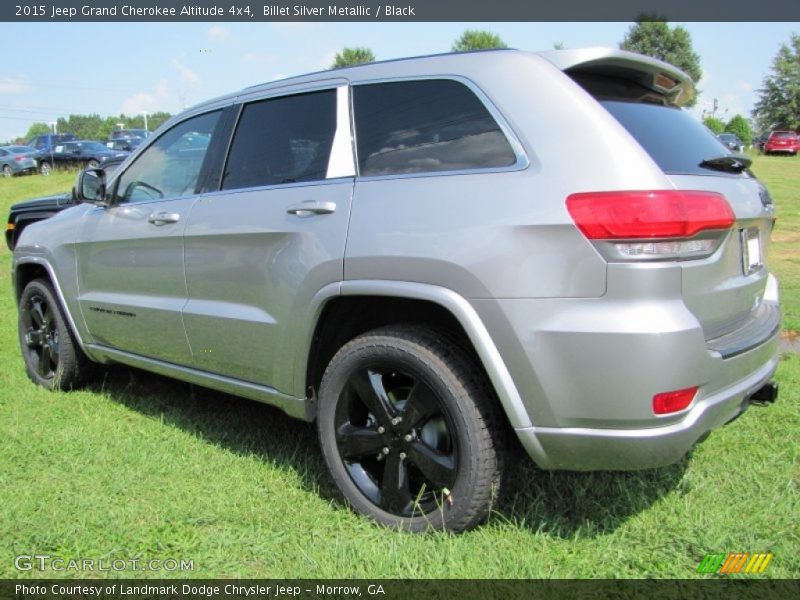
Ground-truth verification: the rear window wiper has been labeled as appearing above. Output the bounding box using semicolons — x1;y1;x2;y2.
699;153;751;173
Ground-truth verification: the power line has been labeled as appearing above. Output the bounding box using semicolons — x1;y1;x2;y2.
0;106;63;116
0;114;44;122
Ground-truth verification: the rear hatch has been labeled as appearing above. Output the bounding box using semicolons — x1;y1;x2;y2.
545;49;778;353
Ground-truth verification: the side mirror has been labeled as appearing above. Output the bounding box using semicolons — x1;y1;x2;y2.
76;168;109;206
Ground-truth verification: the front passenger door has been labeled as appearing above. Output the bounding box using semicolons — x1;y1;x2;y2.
76;109;224;364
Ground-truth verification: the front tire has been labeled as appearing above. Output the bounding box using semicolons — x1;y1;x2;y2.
39;161;51;176
317;325;504;532
18;278;92;390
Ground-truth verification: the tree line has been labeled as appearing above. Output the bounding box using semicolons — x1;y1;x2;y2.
20;112;172;145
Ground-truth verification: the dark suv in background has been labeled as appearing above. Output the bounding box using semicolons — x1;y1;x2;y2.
27;133;78;175
27;133;76;151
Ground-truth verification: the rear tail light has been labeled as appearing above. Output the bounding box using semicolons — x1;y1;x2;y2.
652;386;698;415
566;190;734;260
13;155;24;162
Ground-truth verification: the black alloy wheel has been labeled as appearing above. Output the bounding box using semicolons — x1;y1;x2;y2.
18;279;91;390
334;365;458;517
318;325;504;532
21;291;59;381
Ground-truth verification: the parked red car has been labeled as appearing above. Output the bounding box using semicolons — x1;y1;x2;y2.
764;130;800;155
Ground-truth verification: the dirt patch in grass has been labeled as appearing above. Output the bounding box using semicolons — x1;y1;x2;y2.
779;329;800;354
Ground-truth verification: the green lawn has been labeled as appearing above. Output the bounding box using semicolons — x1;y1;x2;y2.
0;162;798;579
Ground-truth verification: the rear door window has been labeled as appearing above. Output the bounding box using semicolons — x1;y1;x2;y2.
221;90;337;191
352;79;517;176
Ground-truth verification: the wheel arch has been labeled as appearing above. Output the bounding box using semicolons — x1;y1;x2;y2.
13;257;89;353
298;280;534;432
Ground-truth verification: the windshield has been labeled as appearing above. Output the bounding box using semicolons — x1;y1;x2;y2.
600;100;736;176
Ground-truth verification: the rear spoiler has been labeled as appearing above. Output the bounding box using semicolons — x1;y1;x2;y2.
538;47;696;107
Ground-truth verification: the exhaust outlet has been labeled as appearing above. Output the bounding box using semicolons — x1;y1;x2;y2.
749;381;779;407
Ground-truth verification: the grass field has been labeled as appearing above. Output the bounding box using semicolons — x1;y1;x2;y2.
0;162;798;579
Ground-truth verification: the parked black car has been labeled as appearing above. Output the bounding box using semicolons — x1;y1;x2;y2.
37;140;128;174
5;156;125;250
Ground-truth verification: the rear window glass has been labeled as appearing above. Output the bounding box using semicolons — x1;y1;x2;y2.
771;131;796;138
352;79;517;177
600;100;734;176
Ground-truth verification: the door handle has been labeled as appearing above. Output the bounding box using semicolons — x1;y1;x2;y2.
148;211;181;225
286;201;336;217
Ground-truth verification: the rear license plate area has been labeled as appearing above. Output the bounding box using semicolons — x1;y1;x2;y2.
741;227;762;275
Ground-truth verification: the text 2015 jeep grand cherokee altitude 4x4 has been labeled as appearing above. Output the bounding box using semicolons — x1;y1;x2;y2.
13;48;780;532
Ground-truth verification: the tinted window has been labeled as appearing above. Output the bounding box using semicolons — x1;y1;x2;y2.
222;90;336;191
352;79;516;176
114;110;221;203
600;101;734;176
772;131;796;139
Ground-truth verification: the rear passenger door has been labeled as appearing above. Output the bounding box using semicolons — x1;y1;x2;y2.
182;84;355;392
345;78;529;298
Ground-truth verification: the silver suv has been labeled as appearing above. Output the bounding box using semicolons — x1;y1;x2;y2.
13;48;780;532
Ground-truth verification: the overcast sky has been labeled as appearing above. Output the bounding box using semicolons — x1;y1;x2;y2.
0;21;797;141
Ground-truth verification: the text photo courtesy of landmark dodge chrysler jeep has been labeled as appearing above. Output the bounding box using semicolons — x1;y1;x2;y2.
13;48;780;532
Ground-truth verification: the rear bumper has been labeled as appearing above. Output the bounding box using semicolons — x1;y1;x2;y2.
476;271;782;471
11;164;37;175
765;146;798;154
515;351;778;470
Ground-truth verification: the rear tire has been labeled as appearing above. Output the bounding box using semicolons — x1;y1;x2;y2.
39;161;51;176
317;325;504;532
18;278;92;390
2;165;11;177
